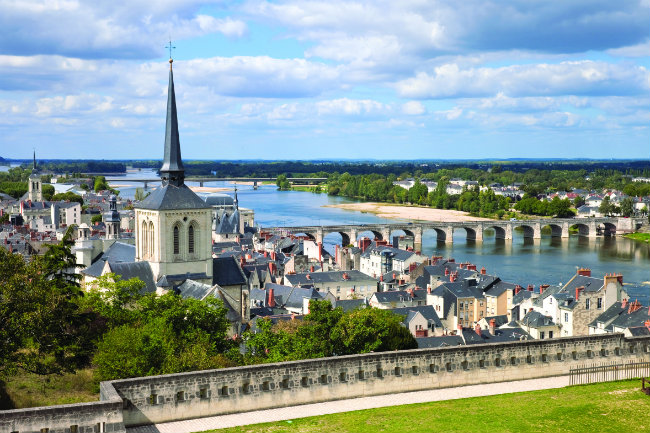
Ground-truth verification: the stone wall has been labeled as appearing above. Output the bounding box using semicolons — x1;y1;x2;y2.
3;334;649;431
115;333;649;427
0;382;125;433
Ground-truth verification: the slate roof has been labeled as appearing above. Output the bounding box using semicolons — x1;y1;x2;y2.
81;242;135;277
484;281;515;297
626;326;650;336
107;261;156;294
332;298;367;312
482;315;509;327
284;270;376;286
371;289;428;305
135;184;210;211
461;326;532;344
520;310;556;328
416;336;465;348
156;272;209;288
212;256;247;286
391;305;443;329
176;279;218;300
563;274;603;293
250;283;325;310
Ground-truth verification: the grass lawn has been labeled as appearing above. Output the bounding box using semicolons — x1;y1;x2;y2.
207;380;650;433
625;233;650;243
0;368;98;410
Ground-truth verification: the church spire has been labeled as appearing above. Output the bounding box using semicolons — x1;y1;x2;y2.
234;185;239;209
159;52;185;187
33;150;36;170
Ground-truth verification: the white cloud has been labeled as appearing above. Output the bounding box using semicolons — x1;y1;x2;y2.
402;101;426;115
396;61;650;99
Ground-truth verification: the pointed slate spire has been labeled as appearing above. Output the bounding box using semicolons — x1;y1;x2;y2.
33;150;36;170
159;58;185;187
234;185;239;209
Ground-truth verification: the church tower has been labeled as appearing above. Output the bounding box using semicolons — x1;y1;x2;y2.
28;151;43;202
134;56;213;286
104;195;121;240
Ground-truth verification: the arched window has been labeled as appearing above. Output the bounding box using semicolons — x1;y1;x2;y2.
142;221;148;257
188;224;195;254
148;221;155;258
173;225;180;254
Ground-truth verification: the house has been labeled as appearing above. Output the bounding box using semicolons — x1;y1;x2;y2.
369;288;428;309
519;310;560;340
391;305;443;337
588;299;650;335
359;244;426;277
284;270;377;300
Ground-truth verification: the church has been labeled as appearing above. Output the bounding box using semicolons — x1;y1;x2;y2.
134;56;213;287
75;56;249;333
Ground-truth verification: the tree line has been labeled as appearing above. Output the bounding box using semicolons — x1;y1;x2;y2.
0;234;416;388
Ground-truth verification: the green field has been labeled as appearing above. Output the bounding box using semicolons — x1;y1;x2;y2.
625;233;650;243
207;380;650;433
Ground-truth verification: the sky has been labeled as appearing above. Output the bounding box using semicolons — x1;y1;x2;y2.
0;0;649;161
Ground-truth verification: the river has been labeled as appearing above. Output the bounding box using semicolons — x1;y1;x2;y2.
109;170;650;301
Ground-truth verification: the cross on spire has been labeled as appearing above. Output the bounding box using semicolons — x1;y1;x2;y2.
165;39;176;60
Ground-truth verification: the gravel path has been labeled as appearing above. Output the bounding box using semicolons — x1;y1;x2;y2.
127;375;570;433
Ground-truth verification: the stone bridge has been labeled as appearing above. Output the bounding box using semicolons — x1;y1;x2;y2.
262;217;642;251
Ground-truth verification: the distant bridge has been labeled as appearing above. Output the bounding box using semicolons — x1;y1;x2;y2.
105;176;327;188
261;217;644;250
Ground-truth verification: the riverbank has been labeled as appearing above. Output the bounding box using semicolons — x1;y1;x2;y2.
323;202;493;222
624;233;650;243
189;186;231;193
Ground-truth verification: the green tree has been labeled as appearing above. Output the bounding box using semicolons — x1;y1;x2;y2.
276;174;291;190
548;197;574;218
42;184;55;200
94;176;110;192
599;196;613;216
620;197;634;217
134;187;146;201
0;228;92;376
52;192;84;205
331;308;417;355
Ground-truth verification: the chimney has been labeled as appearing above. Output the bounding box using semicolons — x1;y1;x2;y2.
480;267;486;275
575;286;585;300
393;272;396;280
489;319;496;335
306;274;311;280
577;268;591;277
448;258;455;263
427;286;432;294
415;250;421;255
539;286;544;295
515;285;522;294
380;275;384;282
310;265;315;273
527;284;534;292
343;272;350;280
318;242;322;262
621;298;627;308
457;324;463;333
628;300;642;314
399;278;405;285
444;268;450;276
474;323;482;336
271;251;276;261
459;263;465;269
467;264;477;271
267;288;276;308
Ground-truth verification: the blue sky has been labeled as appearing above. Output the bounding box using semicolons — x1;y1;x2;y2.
0;1;649;160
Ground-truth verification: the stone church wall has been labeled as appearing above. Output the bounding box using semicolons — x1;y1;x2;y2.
3;334;649;432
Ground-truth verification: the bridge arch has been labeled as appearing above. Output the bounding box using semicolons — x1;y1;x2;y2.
461;226;480;241
518;224;535;238
570;223;590;237
322;230;352;247
484;225;507;239
357;229;385;242
541;223;564;237
602;222;617;236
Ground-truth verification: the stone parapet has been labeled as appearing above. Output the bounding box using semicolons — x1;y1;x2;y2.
3;334;649;431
